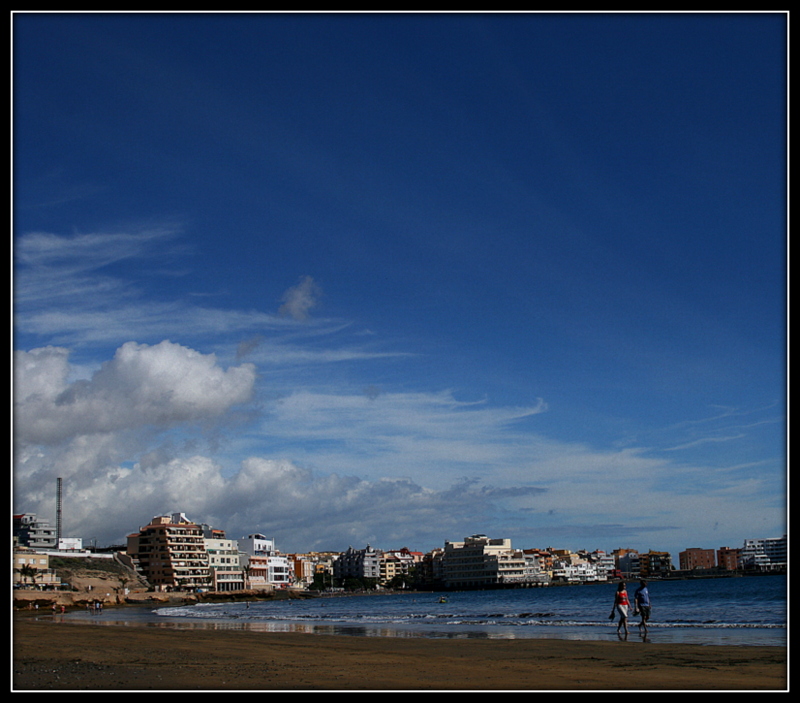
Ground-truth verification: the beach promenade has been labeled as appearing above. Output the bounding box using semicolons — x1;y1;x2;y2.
13;611;787;691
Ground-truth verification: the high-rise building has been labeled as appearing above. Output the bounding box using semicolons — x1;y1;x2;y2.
126;513;211;591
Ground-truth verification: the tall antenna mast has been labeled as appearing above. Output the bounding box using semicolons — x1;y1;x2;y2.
56;477;62;545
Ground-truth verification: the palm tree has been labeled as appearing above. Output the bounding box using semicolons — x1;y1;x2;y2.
18;564;38;589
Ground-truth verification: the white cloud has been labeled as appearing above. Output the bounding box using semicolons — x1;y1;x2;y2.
279;275;321;321
14;228;179;310
15;449;544;550
14;340;256;446
12;228;785;557
12;343;784;555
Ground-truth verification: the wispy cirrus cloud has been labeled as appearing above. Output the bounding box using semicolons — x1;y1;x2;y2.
14;229;356;352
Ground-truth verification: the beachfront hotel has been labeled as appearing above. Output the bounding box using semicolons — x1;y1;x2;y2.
440;535;537;589
125;513;211;591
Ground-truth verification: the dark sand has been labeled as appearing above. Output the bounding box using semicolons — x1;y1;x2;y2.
13;613;787;691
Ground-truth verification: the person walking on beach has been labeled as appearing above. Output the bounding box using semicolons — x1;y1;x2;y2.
633;580;651;635
610;582;630;637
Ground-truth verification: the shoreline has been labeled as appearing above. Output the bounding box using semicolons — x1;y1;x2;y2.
15;586;787;648
13;611;787;691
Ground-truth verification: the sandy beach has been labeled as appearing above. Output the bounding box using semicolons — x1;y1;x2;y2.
13;611;787;691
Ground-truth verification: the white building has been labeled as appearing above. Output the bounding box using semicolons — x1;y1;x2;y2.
552;557;601;583
238;534;275;556
205;537;245;591
238;533;290;589
440;535;536;588
739;536;787;571
58;537;84;551
584;550;614;581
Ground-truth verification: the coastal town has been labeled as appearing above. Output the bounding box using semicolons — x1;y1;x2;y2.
13;508;788;600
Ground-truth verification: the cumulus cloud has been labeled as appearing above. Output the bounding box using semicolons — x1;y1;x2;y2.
12;337;550;548
14;340;257;445
11;338;553;549
15;449;544;550
13;337;780;556
279;275;321;321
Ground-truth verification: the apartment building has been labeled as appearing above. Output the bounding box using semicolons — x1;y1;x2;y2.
204;536;245;591
679;547;716;571
739;535;787;571
552;553;606;583
583;549;615;580
13;513;57;550
13;547;61;589
238;533;290;589
333;544;381;582
126;513;211;591
440;535;532;589
614;549;641;578
640;550;673;578
420;547;445;585
524;548;554;576
379;549;417;585
287;553;316;587
717;546;740;571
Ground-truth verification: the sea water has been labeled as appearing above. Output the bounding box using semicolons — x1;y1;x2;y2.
71;574;786;647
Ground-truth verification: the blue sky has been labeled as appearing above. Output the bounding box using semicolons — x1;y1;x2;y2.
13;12;786;557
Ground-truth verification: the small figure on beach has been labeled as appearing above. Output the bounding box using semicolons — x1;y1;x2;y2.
633;580;651;635
610;582;629;637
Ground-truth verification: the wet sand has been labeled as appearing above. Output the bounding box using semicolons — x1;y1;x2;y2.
13;613;787;690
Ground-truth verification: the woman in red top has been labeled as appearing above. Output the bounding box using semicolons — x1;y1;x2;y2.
611;582;630;637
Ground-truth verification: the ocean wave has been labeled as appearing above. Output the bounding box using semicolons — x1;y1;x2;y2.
153;607;784;631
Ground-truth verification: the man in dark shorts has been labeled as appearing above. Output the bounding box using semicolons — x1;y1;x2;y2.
633;579;651;635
